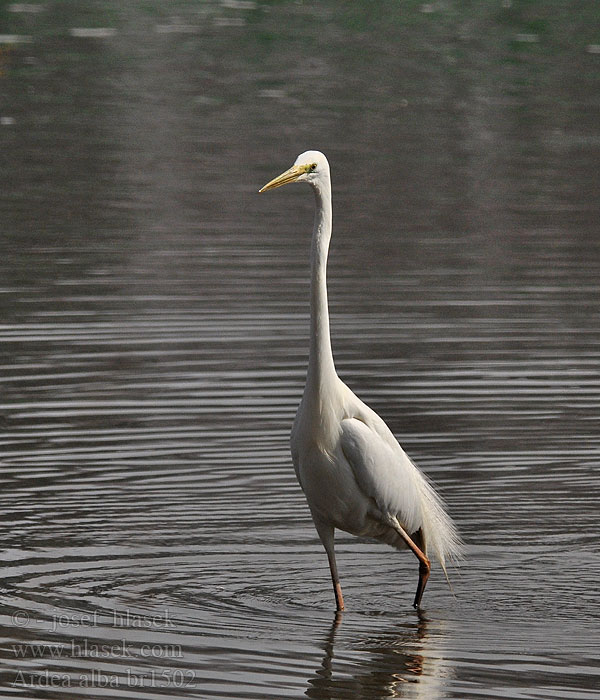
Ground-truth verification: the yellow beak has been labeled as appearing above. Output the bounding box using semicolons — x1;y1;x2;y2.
259;163;309;193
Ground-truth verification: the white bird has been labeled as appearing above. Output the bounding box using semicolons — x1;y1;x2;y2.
259;151;463;611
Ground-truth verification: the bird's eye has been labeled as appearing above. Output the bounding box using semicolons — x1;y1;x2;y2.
309;163;317;172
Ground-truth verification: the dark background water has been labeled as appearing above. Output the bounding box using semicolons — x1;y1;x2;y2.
1;1;599;698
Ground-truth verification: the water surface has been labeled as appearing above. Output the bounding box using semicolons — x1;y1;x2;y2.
1;1;599;698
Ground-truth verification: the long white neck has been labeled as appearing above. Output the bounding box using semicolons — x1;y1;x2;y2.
306;176;337;390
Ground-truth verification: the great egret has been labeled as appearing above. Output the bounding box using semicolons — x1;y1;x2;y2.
259;151;462;611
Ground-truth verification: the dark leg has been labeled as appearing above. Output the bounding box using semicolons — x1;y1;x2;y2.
315;519;345;612
326;549;345;612
388;519;431;609
413;559;430;609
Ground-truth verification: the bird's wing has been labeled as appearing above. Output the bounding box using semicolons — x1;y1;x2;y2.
340;416;463;570
339;417;423;535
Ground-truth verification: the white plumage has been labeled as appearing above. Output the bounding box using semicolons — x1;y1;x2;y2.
260;150;462;610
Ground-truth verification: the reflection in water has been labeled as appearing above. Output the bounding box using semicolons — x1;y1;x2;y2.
306;613;452;699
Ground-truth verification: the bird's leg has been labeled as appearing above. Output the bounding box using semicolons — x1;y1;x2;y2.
326;547;345;612
413;560;430;609
315;520;345;612
389;519;431;609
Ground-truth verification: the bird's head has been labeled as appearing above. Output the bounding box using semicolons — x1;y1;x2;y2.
259;150;329;192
